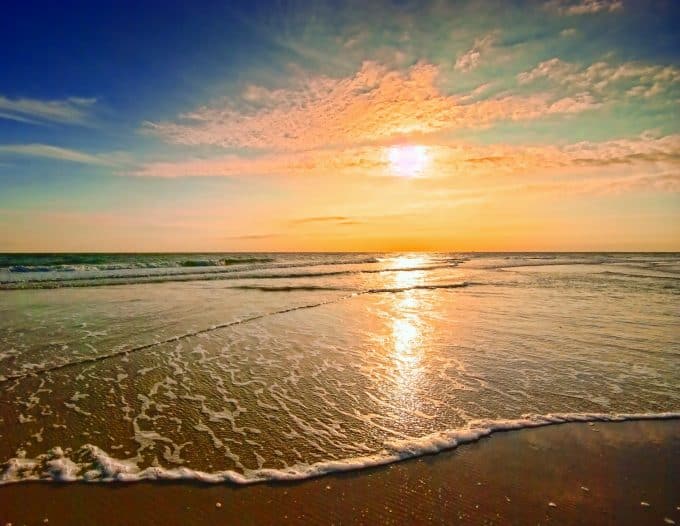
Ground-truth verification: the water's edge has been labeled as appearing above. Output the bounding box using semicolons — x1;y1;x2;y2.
3;412;678;486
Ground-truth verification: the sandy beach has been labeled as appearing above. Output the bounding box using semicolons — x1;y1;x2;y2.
1;419;678;525
3;0;680;522
1;254;678;525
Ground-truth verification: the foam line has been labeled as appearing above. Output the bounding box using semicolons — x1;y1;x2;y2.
0;282;472;383
2;412;678;485
0;297;346;383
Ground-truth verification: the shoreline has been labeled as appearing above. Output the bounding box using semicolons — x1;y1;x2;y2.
1;419;678;525
2;412;679;486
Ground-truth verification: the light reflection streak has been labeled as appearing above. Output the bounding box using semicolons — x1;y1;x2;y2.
387;255;428;418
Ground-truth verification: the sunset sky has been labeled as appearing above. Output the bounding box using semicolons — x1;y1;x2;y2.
1;0;678;252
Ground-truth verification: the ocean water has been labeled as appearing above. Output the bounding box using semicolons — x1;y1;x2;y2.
0;252;678;483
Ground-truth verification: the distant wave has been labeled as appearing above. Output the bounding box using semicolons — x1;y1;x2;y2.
488;256;680;271
0;262;461;290
228;285;347;292
7;266;67;273
1;254;126;267
366;282;472;293
2;412;678;485
598;270;680;280
229;282;472;293
488;260;607;270
179;257;273;267
4;256;275;273
0;255;386;273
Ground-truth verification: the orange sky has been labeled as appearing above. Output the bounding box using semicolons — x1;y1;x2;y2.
1;1;679;252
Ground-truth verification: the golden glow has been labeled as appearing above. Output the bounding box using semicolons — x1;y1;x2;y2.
388;255;428;415
389;254;428;271
388;145;429;177
393;316;420;364
391;258;425;364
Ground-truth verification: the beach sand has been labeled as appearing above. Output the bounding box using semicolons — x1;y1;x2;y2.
1;419;678;525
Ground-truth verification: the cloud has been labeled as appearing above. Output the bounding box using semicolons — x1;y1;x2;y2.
0;111;41;125
456;133;680;171
562;134;680;166
545;0;623;15
454;33;497;73
415;132;680;196
144;61;605;152
518;59;680;89
129;131;680;188
521;171;680;196
291;216;352;224
0;144;115;165
290;216;362;226
517;58;680;103
518;58;576;84
289;213;421;228
224;233;281;240
127;146;388;178
0;95;96;125
433;170;679;203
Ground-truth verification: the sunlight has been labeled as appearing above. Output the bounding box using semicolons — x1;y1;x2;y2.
389;254;428;272
388;288;425;422
392;311;420;363
387;145;429;177
386;255;428;417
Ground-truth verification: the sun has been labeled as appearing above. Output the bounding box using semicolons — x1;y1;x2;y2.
387;145;429;177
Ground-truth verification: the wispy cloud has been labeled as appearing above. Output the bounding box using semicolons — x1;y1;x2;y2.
448;133;680;174
0;95;96;125
291;216;352;224
127;146;389;178
454;33;497;72
129;130;680;192
0;144;115;165
563;133;680;166
289;216;363;226
519;58;679;88
545;0;623;15
0;111;41;125
144;61;605;152
431;170;679;204
518;58;679;104
224;233;281;240
517;171;679;197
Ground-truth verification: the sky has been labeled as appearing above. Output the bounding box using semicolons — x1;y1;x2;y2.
0;0;678;252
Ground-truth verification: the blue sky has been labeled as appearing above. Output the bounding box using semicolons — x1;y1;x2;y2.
1;0;679;251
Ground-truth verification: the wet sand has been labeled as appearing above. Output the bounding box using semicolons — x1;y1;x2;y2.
1;419;678;525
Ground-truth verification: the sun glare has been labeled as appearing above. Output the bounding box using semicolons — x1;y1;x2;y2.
388;145;429;177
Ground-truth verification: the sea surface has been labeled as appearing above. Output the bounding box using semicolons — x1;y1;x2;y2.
0;252;678;483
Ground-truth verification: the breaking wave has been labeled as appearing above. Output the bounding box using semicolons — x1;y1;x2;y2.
2;412;678;485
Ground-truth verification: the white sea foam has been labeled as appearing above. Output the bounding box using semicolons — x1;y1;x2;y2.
1;412;677;486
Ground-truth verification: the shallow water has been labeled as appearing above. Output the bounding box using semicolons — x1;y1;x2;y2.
0;253;678;483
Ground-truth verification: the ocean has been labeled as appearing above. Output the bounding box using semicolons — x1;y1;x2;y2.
0;252;678;484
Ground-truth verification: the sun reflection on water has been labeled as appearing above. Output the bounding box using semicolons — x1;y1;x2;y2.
386;255;429;418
